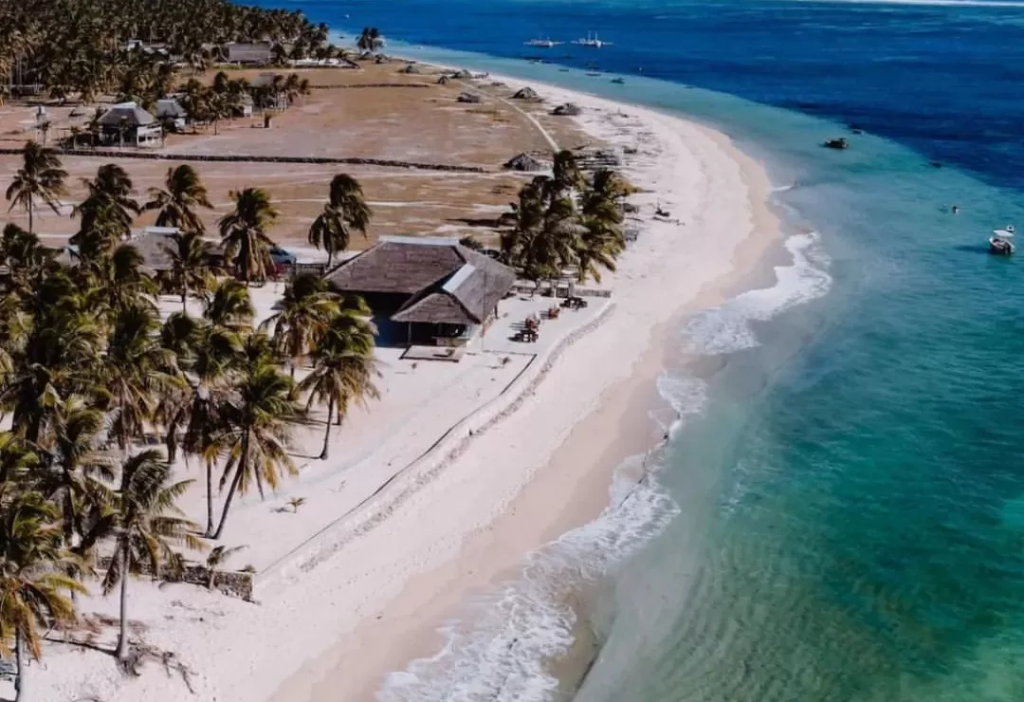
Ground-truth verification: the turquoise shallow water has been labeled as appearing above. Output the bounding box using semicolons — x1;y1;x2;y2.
261;1;1024;699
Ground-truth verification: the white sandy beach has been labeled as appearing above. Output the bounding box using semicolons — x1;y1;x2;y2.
33;73;780;702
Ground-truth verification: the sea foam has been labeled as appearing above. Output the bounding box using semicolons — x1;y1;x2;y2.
683;232;832;355
375;378;708;702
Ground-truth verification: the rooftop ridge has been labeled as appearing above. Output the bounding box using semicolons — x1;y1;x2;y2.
442;263;476;294
379;235;461;247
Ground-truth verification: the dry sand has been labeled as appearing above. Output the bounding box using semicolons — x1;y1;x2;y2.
19;66;783;702
0;60;596;247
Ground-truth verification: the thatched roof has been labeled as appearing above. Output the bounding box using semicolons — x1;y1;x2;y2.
127;227;180;272
503;152;548;172
400;63;422;74
98;102;155;128
327;236;515;326
511;87;539;100
552;102;581;116
156;98;187;119
437;75;449;85
457;91;482;104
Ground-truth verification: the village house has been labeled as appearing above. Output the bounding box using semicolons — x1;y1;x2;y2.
97;102;162;147
223;42;274;65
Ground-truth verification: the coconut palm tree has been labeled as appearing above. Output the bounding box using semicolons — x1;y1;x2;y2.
259;273;339;377
144;165;214;235
36;399;114;548
203;278;255;333
102;449;202;662
72;164;141;254
356;27;384;54
307;174;372;267
86;243;159;314
218;188;278;284
160;231;218;311
0;488;85;701
210;346;304;539
300;306;379;460
159;313;240;532
105;303;180;458
5;141;68;234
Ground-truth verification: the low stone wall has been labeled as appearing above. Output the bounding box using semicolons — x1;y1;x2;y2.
96;557;254;601
0;149;487;174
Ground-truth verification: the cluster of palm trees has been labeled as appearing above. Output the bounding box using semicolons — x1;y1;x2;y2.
0;143;379;690
0;0;333;102
502;150;630;285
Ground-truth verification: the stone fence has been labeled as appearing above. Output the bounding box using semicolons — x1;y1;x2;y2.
97;556;254;601
0;149;487;174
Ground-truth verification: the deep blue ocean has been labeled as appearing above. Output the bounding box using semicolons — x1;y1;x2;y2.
263;1;1024;700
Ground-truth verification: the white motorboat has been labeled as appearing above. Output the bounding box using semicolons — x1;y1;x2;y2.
989;224;1015;256
573;32;613;48
525;38;561;48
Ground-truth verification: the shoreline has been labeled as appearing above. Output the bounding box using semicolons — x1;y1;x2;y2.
33;60;786;702
267;69;785;702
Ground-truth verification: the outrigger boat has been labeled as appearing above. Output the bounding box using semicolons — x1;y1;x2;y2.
573;32;613;48
525;38;562;48
989;224;1015;256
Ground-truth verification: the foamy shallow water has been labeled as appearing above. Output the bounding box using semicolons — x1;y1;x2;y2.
376;230;827;701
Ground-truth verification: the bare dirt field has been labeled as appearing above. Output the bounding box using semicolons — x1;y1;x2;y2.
0;59;598;249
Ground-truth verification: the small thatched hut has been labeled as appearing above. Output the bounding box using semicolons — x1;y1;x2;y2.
511;86;540;101
326;235;516;347
457;91;482;104
437;75;449;85
552;103;582;117
453;69;474;79
400;63;422;74
503;152;548;172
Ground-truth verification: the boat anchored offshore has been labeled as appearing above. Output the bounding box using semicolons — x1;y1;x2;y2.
525;38;562;48
573;32;613;48
989;224;1015;256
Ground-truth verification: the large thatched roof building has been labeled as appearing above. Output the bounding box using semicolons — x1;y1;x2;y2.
97;102;161;147
327;235;515;346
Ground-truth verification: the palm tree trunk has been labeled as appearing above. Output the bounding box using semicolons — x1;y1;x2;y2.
181;284;188;312
14;628;24;701
320;395;334;460
26;195;33;234
116;541;131;661
213;443;246;540
205;459;215;537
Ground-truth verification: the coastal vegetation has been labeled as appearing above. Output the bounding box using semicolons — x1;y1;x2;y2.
0;141;379;678
0;0;333;102
502;149;629;285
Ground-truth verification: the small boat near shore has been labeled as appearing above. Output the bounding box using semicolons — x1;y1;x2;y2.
989;225;1015;256
525;38;562;48
611;77;625;84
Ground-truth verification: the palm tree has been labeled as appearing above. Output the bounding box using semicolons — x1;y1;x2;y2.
0;488;85;701
356;27;384;54
210;346;304;539
37;399;114;549
205;544;246;590
159;314;240;532
218;188;279;284
259;273;339;377
102;449;202;662
203;278;255;333
5;141;68;234
105;303;180;457
300;307;379;460
160;231;217;311
144;165;214;235
72;164;140;247
307;174;372;267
